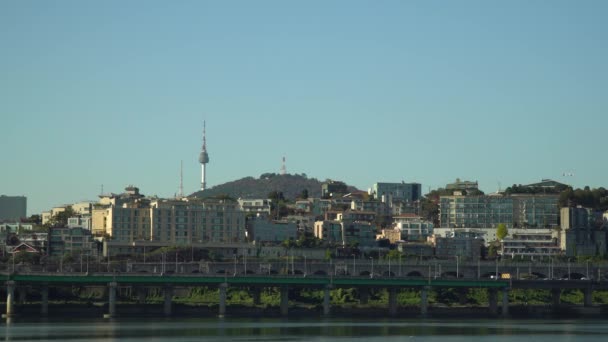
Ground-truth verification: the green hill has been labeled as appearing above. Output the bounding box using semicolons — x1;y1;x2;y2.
190;173;358;200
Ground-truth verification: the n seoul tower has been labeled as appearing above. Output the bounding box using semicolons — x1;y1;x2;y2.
198;121;210;191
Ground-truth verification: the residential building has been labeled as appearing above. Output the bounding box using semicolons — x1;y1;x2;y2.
337;210;376;223
342;221;376;247
378;228;401;243
91;186;246;246
150;198;246;245
511;194;559;228
439;195;513;228
47;227;97;258
71;201;94;216
294;199;313;213
314;221;343;245
370;182;421;202
0;195;26;222
439;194;559;229
433;236;483;260
321;180;348;198
0;223;33;233
249;217;297;243
41;206;68;225
446;178;479;192
560;206;606;257
500;231;561;259
238;198;272;215
68;216;92;230
521;179;569;192
393;215;434;241
561;207;591;230
284;214;315;233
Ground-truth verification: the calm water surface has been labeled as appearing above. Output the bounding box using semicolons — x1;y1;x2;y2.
1;317;607;341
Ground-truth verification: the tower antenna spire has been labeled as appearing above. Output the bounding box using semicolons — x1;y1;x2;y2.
198;120;210;191
280;156;287;176
179;160;184;198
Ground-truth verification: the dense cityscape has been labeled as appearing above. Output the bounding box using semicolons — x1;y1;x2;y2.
1;125;607;270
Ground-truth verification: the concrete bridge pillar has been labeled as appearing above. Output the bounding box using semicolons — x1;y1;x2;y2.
163;285;173;316
106;282;117;318
501;288;509;317
5;281;16;318
252;288;261;305
280;286;289;316
584;288;593;307
41;284;49;316
488;288;498;315
359;288;369;305
388;288;397;316
323;285;333;316
551;288;561;308
219;283;228;318
420;286;429;317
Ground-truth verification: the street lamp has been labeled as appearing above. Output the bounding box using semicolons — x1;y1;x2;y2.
370;257;374;278
455;255;459;279
568;258;571;280
304;255;307;277
388;255;391;278
233;255;237;276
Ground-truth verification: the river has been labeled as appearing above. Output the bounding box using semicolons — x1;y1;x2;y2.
1;317;607;341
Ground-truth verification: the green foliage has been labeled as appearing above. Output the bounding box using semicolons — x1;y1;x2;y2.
558;186;608;211
396;289;423;305
560;289;584;304
592;291;608;304
505;183;569;195
508;289;551;304
496;223;508;240
331;288;357;304
46;206;75;228
384;249;403;260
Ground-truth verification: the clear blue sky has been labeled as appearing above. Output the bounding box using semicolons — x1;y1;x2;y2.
2;1;607;215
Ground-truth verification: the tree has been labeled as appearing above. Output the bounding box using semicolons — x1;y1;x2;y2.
46;206;75;228
496;223;508;240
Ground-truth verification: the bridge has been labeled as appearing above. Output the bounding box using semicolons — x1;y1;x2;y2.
3;259;608;318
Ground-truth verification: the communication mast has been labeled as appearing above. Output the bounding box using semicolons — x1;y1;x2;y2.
198;121;210;191
280;156;287;175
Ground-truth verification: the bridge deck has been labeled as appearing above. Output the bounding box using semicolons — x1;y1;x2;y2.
2;272;510;288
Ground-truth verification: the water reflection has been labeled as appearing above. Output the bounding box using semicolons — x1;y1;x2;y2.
1;318;608;341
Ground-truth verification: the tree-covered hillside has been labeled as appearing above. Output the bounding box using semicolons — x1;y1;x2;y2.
190;173;358;200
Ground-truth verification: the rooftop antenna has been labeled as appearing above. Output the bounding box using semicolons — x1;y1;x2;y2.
179;160;184;198
497;181;502;192
280;156;287;175
101;184;104;196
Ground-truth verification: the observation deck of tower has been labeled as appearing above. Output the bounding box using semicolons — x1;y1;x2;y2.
198;121;210;191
